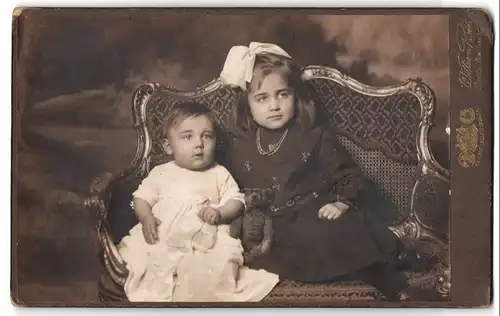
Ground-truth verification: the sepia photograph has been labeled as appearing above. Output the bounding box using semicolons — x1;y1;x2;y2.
12;8;470;307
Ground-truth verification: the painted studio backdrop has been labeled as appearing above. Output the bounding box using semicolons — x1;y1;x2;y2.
14;11;450;303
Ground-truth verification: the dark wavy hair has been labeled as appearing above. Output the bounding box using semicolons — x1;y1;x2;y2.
162;101;216;139
232;53;317;138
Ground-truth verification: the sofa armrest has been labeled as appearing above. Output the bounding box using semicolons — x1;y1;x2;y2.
389;173;449;242
84;171;129;286
84;172;114;221
97;222;129;286
412;174;450;241
388;170;450;299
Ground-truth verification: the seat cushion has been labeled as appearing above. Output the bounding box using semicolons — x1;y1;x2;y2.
98;261;442;303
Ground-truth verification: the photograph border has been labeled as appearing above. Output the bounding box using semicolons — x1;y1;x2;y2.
10;7;493;308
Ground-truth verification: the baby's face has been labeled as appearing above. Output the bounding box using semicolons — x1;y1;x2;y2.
166;115;216;171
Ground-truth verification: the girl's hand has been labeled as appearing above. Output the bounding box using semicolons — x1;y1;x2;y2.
318;202;350;220
141;215;162;244
198;206;222;225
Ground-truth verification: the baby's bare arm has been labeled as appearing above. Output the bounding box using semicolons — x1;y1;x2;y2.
133;198;154;222
134;198;161;244
217;199;245;225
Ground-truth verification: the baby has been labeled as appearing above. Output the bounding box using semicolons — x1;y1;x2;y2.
134;101;245;250
117;101;279;302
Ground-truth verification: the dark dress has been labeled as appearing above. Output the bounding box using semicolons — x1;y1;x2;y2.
223;120;399;283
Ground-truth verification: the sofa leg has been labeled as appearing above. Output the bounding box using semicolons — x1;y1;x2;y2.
436;263;451;300
97;291;108;302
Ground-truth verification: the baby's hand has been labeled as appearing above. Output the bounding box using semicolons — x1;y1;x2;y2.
141;215;162;244
198;206;221;225
318;202;350;220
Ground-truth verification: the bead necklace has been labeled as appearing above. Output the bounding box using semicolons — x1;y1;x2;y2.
256;127;289;156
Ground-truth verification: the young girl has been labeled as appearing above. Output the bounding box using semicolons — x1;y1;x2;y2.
116;101;279;302
219;42;412;301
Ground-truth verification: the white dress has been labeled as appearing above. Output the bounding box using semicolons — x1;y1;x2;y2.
116;161;279;302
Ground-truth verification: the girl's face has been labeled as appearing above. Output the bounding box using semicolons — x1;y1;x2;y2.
247;72;295;130
163;115;216;171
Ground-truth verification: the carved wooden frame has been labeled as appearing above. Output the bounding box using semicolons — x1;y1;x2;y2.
85;65;451;299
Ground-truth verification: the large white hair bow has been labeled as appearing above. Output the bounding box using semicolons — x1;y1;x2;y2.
219;42;291;90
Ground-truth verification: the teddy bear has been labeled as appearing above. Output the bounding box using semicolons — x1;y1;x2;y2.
229;187;275;265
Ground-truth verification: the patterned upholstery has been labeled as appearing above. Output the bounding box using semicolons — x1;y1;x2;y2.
338;135;419;224
308;79;420;165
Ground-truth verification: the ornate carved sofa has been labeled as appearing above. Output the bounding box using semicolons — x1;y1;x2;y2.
85;65;450;303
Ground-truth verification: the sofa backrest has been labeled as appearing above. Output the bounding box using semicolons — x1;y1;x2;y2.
127;66;443;226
